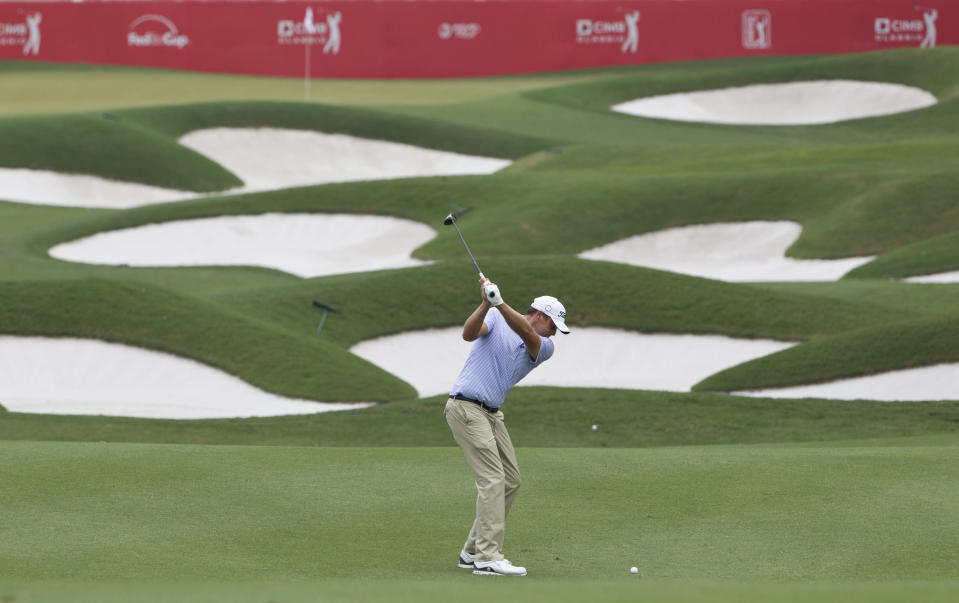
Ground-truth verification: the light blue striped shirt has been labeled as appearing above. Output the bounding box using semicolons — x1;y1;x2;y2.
449;309;555;409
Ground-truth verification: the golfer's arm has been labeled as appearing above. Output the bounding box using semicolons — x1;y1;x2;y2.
462;303;491;341
497;303;541;359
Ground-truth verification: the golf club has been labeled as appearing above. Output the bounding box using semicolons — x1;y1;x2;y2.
312;300;340;334
443;213;502;305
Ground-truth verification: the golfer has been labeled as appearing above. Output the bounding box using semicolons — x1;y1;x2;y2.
446;277;569;577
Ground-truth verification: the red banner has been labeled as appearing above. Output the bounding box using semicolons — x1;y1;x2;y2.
0;1;953;78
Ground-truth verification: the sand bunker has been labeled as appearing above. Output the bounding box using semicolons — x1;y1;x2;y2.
0;128;510;208
735;363;959;402
904;271;959;284
49;213;435;278
578;221;874;282
0;336;371;419
349;327;795;397
179;128;511;192
0;167;196;209
611;80;937;125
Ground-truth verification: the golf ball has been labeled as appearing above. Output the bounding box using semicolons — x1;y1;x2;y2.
630;566;638;574
591;424;598;431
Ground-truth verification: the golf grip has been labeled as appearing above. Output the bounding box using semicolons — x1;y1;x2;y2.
484;282;503;306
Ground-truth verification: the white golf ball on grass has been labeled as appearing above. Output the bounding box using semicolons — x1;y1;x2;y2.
630;566;638;574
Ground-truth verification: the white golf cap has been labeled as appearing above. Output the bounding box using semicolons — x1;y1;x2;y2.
531;295;570;334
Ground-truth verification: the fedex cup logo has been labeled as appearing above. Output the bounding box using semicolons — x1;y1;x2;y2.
0;12;42;56
576;10;639;53
438;22;481;40
742;9;771;49
278;8;342;54
127;15;190;49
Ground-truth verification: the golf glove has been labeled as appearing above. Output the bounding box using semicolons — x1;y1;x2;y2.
484;283;504;306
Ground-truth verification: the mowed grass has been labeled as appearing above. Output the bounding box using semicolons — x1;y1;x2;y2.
4;48;959;601
0;61;617;115
3;439;959;602
4;581;959;603
5;390;959;448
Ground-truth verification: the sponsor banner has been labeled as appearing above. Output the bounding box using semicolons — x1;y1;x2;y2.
438;22;481;40
0;11;42;56
278;7;342;53
127;14;190;50
742;9;772;50
576;12;641;53
874;7;939;47
0;1;953;78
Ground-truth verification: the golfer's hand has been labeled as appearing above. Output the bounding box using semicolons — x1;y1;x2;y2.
479;278;491;305
481;279;504;307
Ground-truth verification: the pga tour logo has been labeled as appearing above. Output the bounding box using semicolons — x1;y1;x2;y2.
875;7;937;47
742;9;771;49
0;12;42;56
127;14;190;49
576;11;639;53
438;22;481;40
278;8;342;54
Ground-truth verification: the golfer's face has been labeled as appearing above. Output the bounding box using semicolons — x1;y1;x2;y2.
535;312;557;337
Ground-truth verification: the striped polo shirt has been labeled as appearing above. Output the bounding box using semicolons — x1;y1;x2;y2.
449;309;555;409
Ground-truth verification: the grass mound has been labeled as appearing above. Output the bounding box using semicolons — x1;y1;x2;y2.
2;48;959;413
5;47;959;603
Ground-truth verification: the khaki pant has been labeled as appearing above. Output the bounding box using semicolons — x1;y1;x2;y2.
445;397;522;563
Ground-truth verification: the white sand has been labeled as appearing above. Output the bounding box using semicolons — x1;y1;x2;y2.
612;80;937;125
0;128;510;208
578;221;874;282
9;113;954;411
735;363;959;402
0;167;196;209
49;213;436;278
178;128;511;192
354;326;959;403
0;336;371;419
349;326;795;398
904;272;959;284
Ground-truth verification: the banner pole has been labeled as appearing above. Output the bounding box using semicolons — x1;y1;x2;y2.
304;41;311;101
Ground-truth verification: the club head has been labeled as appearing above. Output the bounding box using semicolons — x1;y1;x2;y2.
443;213;456;226
312;300;340;313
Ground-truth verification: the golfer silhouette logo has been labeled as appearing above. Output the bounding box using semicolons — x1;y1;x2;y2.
621;11;639;53
754;19;768;47
741;10;771;49
303;7;317;34
23;12;41;56
920;8;937;48
324;11;341;54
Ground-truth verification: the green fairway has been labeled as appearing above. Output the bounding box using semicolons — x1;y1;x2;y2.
3;47;959;601
0;61;617;116
4;580;959;603
5;390;959;448
3;439;959;601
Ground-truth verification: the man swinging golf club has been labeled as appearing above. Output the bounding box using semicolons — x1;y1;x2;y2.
443;213;570;577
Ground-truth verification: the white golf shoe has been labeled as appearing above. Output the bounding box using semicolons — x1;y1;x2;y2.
458;549;475;569
472;558;527;577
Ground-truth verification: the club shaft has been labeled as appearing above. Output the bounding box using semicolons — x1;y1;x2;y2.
452;222;483;277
